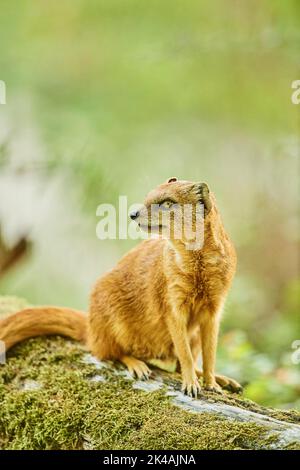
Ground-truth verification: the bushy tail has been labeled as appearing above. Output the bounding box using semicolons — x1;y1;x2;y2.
0;307;87;351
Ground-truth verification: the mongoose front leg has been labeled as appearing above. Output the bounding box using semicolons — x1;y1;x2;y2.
167;311;201;398
200;312;222;393
191;333;242;392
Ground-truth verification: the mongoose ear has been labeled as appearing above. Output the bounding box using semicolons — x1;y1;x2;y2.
195;182;212;215
166;177;178;183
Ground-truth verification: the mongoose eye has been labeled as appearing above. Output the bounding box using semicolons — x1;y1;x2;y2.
160;201;173;210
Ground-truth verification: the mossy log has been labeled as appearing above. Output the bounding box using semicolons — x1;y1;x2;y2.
0;296;299;450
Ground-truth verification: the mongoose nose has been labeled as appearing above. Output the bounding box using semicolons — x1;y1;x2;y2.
130;210;140;220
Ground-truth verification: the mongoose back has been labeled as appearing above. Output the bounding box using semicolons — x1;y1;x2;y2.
0;178;241;396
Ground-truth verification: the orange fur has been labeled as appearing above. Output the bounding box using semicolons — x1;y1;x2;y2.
0;178;241;396
0;307;86;350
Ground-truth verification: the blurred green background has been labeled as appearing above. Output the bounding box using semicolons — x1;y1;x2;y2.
0;0;299;408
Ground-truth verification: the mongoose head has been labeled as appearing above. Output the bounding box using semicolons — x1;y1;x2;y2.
130;177;214;248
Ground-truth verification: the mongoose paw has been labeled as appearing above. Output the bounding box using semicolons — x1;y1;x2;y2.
214;374;243;393
181;378;202;398
128;360;152;380
196;369;243;393
120;356;152;380
203;381;223;394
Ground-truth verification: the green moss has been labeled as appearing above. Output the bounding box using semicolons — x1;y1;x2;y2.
0;337;264;450
0;296;299;450
284;442;300;450
0;336;295;450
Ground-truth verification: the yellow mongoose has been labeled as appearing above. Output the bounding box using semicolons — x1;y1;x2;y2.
0;178;241;396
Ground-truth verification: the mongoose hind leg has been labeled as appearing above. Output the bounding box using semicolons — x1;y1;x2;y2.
120;355;152;380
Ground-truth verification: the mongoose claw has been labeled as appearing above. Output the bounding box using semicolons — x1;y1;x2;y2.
133;363;152;381
123;357;152;380
181;378;202;398
141;369;152;380
203;382;223;394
